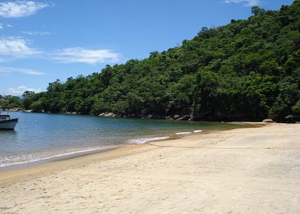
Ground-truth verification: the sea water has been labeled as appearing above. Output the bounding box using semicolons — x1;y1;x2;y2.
0;112;248;171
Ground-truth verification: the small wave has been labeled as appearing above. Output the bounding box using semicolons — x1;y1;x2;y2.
194;130;202;133
128;137;170;144
176;132;192;135
0;146;117;168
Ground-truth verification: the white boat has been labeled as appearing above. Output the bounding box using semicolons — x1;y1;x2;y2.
0;112;18;130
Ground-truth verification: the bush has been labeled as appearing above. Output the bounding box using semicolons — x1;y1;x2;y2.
30;100;43;112
292;102;300;120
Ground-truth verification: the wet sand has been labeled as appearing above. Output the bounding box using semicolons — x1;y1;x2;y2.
1;123;300;213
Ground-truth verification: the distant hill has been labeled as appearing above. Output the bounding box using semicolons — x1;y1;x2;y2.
21;0;300;122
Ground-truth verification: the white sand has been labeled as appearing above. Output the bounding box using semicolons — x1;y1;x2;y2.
1;123;300;214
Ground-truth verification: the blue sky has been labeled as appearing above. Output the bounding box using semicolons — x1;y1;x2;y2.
0;0;294;96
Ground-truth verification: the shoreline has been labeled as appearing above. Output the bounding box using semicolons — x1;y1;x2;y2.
0;122;264;178
0;145;121;172
0;141;147;185
0;130;184;173
0;121;260;172
0;130;207;183
1;123;299;213
7;109;274;122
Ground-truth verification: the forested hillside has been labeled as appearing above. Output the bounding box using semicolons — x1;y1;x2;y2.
20;1;300;122
0;95;21;110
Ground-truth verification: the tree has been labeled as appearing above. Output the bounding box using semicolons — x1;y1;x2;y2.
270;76;299;121
251;6;266;16
5;1;299;122
149;51;160;58
22;91;35;98
30;100;43;112
292;101;300;120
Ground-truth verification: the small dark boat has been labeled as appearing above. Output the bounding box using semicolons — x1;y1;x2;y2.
0;112;18;130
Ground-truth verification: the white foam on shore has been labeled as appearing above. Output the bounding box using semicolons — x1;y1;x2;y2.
0;146;118;168
176;132;192;135
0;130;202;169
128;137;170;144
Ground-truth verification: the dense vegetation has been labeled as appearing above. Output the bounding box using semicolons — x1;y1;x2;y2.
9;1;300;122
0;95;21;110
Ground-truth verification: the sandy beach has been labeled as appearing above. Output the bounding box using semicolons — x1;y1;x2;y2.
1;123;300;214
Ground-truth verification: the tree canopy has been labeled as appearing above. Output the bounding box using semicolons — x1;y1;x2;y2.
18;1;300;122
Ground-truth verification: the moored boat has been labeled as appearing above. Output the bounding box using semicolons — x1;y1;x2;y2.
0;111;18;130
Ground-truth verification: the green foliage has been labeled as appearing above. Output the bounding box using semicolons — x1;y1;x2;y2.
0;96;21;109
251;6;266;16
30;100;43;112
292;101;300;119
17;1;300;122
269;76;299;121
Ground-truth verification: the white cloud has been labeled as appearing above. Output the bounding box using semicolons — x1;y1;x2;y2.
0;23;13;30
51;48;121;64
0;1;49;18
0;37;121;64
23;31;51;36
224;0;261;6
0;66;45;75
8;85;42;95
0;37;39;58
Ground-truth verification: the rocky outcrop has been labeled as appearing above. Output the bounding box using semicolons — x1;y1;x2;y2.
173;115;180;120
263;119;274;123
177;115;191;121
22;110;33;113
99;112;117;117
3;108;33;113
7;108;21;112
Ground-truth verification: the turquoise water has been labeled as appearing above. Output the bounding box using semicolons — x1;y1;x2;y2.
0;112;247;170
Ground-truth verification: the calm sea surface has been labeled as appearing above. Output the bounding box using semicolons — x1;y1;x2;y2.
0;112;249;170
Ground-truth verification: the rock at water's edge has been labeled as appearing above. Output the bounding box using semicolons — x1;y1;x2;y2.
99;112;116;117
263;119;274;123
